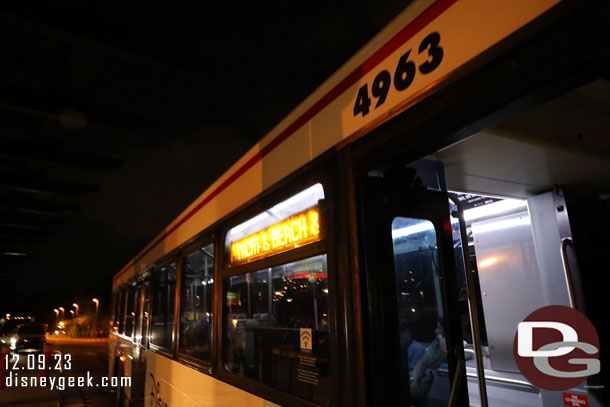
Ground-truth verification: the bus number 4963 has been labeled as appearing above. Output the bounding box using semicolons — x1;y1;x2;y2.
353;32;443;117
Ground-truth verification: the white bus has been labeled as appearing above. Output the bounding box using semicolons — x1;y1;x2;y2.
109;0;609;406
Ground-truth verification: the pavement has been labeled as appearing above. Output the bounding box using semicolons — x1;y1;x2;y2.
0;386;59;407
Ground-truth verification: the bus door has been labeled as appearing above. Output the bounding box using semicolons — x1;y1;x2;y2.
357;160;469;407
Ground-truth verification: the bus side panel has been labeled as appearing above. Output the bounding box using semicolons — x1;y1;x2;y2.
145;352;281;407
261;124;311;191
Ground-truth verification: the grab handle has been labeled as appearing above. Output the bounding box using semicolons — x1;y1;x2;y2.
449;194;488;407
560;237;576;309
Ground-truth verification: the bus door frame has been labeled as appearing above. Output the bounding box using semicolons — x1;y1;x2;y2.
355;166;469;407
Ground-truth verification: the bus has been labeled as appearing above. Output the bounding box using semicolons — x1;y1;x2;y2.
109;0;609;406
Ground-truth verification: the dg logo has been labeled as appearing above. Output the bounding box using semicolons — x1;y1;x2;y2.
513;305;601;391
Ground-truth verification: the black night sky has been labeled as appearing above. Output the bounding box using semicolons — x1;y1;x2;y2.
0;1;410;323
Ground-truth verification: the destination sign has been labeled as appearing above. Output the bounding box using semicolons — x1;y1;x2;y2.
230;207;321;266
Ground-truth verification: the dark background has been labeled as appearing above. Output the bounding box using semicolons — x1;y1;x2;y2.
0;1;410;322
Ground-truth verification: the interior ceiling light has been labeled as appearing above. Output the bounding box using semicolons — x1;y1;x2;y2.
463;198;527;222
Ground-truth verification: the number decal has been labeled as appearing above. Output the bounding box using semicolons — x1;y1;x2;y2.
38;353;45;370
372;70;391;107
12;355;19;370
393;50;416;91
353;85;372;117
418;32;443;74
54;353;62;370
353;32;443;117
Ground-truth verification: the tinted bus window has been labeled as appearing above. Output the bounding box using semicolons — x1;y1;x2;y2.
134;285;150;345
179;243;214;363
118;288;126;334
391;217;449;405
111;291;120;332
224;254;330;404
151;262;177;349
124;285;136;338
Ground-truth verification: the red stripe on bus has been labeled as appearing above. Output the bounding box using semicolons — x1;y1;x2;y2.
115;0;457;281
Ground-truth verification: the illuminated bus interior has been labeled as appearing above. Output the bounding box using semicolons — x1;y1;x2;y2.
410;78;610;406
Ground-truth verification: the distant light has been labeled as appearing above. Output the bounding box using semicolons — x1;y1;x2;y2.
2;252;27;256
59;108;87;130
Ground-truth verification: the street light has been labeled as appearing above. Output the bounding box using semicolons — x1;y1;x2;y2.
72;303;79;317
59;307;64;320
54;309;59;325
70;310;75;318
92;298;100;337
92;298;99;318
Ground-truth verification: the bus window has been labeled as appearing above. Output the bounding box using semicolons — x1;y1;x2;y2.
118;288;126;335
133;286;142;341
224;254;330;404
136;284;150;346
111;290;120;332
151;262;177;349
391;217;450;406
179;243;214;364
124;285;136;338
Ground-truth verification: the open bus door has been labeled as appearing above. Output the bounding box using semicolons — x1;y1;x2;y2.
357;160;470;407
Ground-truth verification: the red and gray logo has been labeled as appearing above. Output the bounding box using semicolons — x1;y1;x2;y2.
513;305;600;391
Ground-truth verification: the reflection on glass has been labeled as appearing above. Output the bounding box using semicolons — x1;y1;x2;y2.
134;285;149;345
391;217;449;406
224;254;331;404
113;290;123;332
151;262;176;349
179;243;214;363
124;285;136;337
